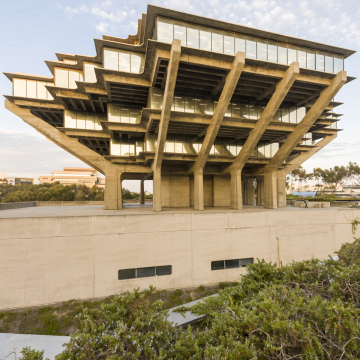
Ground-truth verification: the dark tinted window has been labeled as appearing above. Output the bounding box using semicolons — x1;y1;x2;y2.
156;265;172;276
240;258;253;267
225;259;240;269
137;267;156;278
118;268;136;280
211;260;225;271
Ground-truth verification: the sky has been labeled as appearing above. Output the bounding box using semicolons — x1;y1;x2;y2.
0;0;359;192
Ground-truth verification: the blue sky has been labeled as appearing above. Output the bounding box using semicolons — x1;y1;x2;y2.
0;0;359;191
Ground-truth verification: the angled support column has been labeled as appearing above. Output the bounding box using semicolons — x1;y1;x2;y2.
152;39;181;211
277;173;287;207
194;170;204;210
262;71;347;174
264;171;278;209
191;51;245;210
230;169;242;209
104;170;123;210
140;180;145;204
244;178;255;205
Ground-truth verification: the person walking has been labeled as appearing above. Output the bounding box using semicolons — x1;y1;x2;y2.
305;199;309;208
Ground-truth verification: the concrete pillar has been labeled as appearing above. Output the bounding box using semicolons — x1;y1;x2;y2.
277;173;287;207
260;176;265;206
244;177;255;205
104;171;123;210
140;180;145;204
264;172;277;209
194;171;204;210
230;170;242;209
256;177;261;206
153;170;162;212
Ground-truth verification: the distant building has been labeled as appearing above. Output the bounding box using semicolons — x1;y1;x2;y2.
6;177;35;185
0;172;5;180
39;167;105;188
144;191;151;196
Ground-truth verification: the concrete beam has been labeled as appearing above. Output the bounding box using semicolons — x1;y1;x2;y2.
260;71;347;174
152;39;181;211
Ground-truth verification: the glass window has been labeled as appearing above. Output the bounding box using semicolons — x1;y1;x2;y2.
84;63;100;82
85;112;95;130
241;102;249;118
13;78;27;97
120;143;130;156
137;267;156;278
150;88;163;109
108;103;121;122
274;109;282;122
316;51;324;71
77;112;86;129
264;144;271;157
240;258;253;267
225;259;239;269
165;137;174;153
297;107;306;122
130;53;143;73
156;265;172;276
185;96;195;113
145;134;157;152
307;50;315;70
64;110;77;128
298;49;307;68
212;30;223;53
258;144;265;157
26;80;37;98
68;71;80;89
235;34;246;53
236;140;243;155
224;33;234;55
289;106;297;123
282;107;289;123
270;143;279;156
211;260;224;271
258;104;265;118
196;98;214;115
174;96;185;112
257;39;267;61
325;54;334;73
200;27;212;51
157;18;173;43
249;104;257;119
232;101;241;118
334;55;343;73
121;108;130;123
246;37;256;59
46;83;54;100
118;51;131;72
136;141;144;154
174;22;186;45
187;24;199;49
278;44;287;64
94;113;103;130
288;45;297;64
225;102;232;117
175;137;183;153
267;41;277;63
130;109;140;124
118;268;136;280
104;49;118;70
37;82;47;100
55;68;68;88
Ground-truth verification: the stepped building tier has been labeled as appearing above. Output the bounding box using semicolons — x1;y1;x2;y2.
4;5;356;210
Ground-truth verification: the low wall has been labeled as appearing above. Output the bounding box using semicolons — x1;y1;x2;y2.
293;201;330;208
0;201;104;210
1;208;359;310
0;202;35;210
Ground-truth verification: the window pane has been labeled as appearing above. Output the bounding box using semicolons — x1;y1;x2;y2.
298;49;307;68
249;104;257;119
274;109;281;122
267;41;277;63
270;142;279;156
307;50;315;70
325;54;334;73
118;51;131;72
108;103;121;122
174;22;186;45
77;112;86;129
212;30;223;53
157;18;173;43
224;34;234;55
37;82;47;99
121;108;130;123
200;27;212;51
334;55;343;73
131;53;142;73
235;35;245;53
86;112;95;130
264;144;271;157
64;110;77;128
130;109;140;124
257;39;267;61
150;88;163;109
246;37;256;59
288;45;297;64
240;258;253;267
211;260;224;271
13;78;27;97
278;44;287;64
120;143;130;156
185;96;195;113
297;107;306;122
316;51;324;71
187;25;199;49
241;103;249;118
225;102;231;117
289;106;297;123
156;265;172;276
165;137;174;153
282;107;289;123
175;137;183;153
26;80;37;98
232;101;240;117
104;49;118;70
174;96;185;112
118;268;136;280
55;68;68;88
84;63;99;82
225;259;239;269
68;71;80;89
137;267;155;278
46;83;54;100
258;144;265;157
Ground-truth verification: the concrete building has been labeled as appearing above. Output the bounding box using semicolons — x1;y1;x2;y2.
3;5;355;211
5;177;35;186
0;172;5;180
39;167;105;188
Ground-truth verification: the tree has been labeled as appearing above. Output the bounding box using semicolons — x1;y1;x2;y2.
321;165;349;193
310;167;324;191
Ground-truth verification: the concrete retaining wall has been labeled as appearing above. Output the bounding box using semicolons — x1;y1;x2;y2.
1;208;359;310
0;201;104;210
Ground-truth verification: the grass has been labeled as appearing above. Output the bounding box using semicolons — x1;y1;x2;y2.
0;282;238;336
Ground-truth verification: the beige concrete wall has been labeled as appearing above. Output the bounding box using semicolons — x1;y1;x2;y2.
213;175;231;207
161;174;190;208
1;208;360;310
190;175;213;207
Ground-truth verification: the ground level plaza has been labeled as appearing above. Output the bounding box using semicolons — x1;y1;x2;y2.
0;205;359;310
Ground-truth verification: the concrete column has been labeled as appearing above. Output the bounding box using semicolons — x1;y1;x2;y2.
230;169;242;209
194;170;204;210
256;178;261;206
277;173;287;207
260;176;265;206
104;171;123;210
140;180;145;204
264;172;277;209
244;178;255;205
153;170;162;212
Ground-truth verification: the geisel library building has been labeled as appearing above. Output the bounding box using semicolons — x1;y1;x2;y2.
2;6;358;309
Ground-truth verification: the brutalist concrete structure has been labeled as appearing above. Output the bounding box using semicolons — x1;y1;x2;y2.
4;5;356;211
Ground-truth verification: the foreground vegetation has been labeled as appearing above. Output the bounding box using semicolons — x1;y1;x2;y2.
14;237;360;359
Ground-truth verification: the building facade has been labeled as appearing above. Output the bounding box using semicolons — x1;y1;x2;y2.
39;167;105;188
4;5;355;211
5;177;35;186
